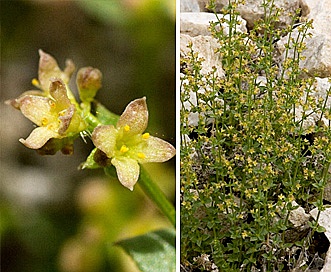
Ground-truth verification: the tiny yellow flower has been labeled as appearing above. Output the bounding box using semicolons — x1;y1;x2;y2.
10;79;87;154
278;194;285;200
242;230;249;239
37;49;75;94
92;97;176;190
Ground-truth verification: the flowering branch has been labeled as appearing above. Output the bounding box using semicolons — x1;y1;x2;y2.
6;50;176;227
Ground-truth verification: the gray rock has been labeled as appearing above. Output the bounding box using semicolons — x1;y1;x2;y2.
294;77;331;131
181;0;200;12
181;12;247;37
180;34;224;77
277;0;331;77
289;201;311;228
198;0;301;30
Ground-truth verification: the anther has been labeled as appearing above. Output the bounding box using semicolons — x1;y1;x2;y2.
48;100;56;108
120;145;129;153
137;152;146;159
142;133;150;139
32;78;40;87
41;117;48;126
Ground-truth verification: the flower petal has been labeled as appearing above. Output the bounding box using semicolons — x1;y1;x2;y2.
111;157;140;191
19;95;55;126
5;90;46;110
58;105;75;135
117;97;148;136
19;126;59;149
138;136;176;163
49;79;72;109
38;50;75;91
92;125;117;158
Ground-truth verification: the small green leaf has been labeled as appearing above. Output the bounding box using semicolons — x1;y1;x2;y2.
246;246;257;254
92;101;119;126
80;148;101;169
115;228;176;272
316;226;326;233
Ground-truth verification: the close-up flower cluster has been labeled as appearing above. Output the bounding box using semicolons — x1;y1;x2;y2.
6;50;176;191
6;50;87;155
2;1;175;271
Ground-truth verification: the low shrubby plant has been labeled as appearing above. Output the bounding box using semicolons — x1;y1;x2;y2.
180;0;331;271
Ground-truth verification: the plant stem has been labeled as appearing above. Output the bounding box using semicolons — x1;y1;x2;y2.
84;103;176;227
138;165;176;228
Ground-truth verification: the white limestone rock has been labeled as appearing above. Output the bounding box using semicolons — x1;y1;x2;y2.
180;34;224;77
180;12;247;37
198;0;301;30
294;77;331;131
277;0;331;78
181;12;217;36
180;34;225;127
180;0;200;12
289;201;311;228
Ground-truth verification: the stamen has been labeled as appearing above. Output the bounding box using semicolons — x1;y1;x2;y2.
41;117;48;126
32;78;40;87
124;125;130;132
142;133;150;139
58;110;66;117
120;145;129;153
48;100;56;108
137;152;146;159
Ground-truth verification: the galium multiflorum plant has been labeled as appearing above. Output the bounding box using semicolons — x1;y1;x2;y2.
180;0;331;271
6;50;176;271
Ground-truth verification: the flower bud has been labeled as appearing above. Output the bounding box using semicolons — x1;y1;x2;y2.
77;67;102;103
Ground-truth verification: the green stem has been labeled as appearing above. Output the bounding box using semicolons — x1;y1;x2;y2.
83;102;176;227
85;112;101;130
138;165;176;228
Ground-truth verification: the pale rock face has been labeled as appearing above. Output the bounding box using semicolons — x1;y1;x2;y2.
288;201;310;228
180;0;200;12
294;77;331;131
277;0;331;77
181;12;247;37
180;34;224;77
304;0;331;78
180;34;224;127
198;0;301;30
181;12;217;36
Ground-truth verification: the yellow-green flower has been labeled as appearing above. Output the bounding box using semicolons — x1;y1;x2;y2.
11;79;87;154
33;49;75;94
92;97;176;190
8;50;76;111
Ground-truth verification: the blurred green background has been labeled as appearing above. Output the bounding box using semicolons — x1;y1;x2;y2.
0;1;175;271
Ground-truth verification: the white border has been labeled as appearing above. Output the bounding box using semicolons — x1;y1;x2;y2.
175;0;181;271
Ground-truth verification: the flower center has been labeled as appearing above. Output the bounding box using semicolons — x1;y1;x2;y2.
115;125;150;160
120;145;129;153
